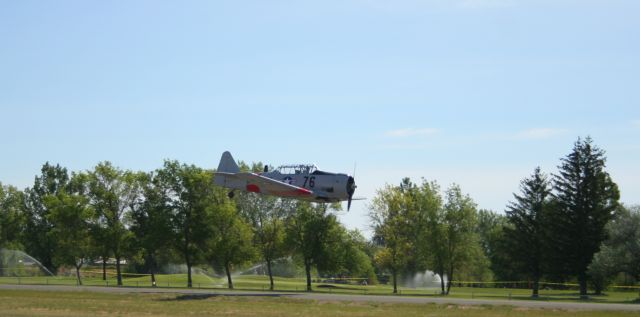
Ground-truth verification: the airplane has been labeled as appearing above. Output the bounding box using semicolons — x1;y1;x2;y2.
214;151;358;210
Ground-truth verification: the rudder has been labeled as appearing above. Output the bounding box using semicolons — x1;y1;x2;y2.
217;151;240;173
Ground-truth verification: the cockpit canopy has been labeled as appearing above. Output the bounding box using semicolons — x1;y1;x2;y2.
275;164;318;175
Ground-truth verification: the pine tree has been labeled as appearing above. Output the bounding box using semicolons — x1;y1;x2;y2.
504;167;551;298
551;137;619;298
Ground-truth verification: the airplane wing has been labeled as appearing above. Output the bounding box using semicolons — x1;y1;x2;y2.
215;172;313;198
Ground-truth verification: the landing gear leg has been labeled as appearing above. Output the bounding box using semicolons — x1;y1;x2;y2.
228;191;235;199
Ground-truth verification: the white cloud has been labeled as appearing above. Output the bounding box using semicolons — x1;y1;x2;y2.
513;128;567;140
386;128;439;138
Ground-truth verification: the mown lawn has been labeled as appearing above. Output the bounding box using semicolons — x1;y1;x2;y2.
0;289;638;317
2;274;639;304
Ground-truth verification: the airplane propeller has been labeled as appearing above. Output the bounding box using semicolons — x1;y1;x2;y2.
347;176;356;211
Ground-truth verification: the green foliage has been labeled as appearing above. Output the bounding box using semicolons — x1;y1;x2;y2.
605;205;640;280
3;136;634;296
157;160;217;288
588;204;640;293
370;179;482;295
503;167;552;297
236;190;288;290
129;171;175;283
440;184;479;294
587;245;618;295
22;162;69;273
208;192;256;289
286;201;342;291
0;183;26;278
369;183;412;294
550;137;620;296
476;209;512;281
87;162;137;286
0;183;25;251
340;229;376;282
44;173;94;285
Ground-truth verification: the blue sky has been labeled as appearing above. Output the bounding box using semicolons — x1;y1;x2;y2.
2;1;639;237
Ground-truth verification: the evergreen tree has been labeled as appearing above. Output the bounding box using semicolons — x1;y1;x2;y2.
504;167;551;298
551;137;619;298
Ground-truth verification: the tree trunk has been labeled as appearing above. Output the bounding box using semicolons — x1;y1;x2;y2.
151;271;157;287
102;256;107;281
75;264;83;286
225;262;234;289
186;260;192;288
579;272;588;299
304;260;312;292
267;260;274;291
115;256;123;286
148;255;157;287
445;267;453;295
594;285;603;296
0;252;4;277
439;272;446;295
532;274;540;298
392;268;398;294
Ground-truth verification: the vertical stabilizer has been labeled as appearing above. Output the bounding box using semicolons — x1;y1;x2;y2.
217;151;240;173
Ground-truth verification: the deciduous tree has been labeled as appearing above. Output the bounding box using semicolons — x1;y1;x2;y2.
45;172;94;285
23;163;69;273
286;201;341;291
129;172;174;287
369;184;412;294
87;162;137;286
441;184;478;295
209;196;255;289
588;205;640;294
237;192;288;290
0;183;25;276
158;160;216;288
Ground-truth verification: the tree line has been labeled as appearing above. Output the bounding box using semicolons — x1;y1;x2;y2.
1;137;639;296
368;137;635;298
0;160;374;291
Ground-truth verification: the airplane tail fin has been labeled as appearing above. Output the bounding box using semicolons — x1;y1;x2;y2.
217;151;240;173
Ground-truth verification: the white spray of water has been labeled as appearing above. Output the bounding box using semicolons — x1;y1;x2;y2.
403;270;444;289
0;249;55;276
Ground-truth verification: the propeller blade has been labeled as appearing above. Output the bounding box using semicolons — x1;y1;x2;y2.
346;176;356;211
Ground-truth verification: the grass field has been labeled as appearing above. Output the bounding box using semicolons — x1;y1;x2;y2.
2;273;639;305
0;289;639;317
